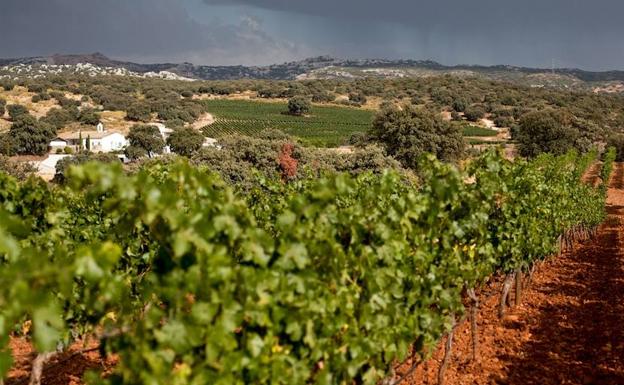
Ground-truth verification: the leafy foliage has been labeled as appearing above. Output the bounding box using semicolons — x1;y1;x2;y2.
7;104;29;121
287;96;312;116
166;127;205;157
368;104;464;168
514;110;581;157
463;105;486;122
0;149;612;384
126;124;165;159
125;103;152;122
607;134;624;161
7;115;55;155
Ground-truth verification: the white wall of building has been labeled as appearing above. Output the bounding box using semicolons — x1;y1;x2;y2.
85;133;128;152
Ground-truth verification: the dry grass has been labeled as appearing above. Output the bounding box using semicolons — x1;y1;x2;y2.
0;86;60;118
99;110;133;134
0;118;11;133
193;90;258;101
195;91;384;111
191;113;215;129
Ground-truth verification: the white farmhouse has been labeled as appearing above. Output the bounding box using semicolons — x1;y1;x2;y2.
57;122;128;153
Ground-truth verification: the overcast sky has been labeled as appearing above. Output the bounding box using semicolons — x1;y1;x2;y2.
1;0;623;70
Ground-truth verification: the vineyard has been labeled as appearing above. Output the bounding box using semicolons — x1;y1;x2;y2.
0;148;616;385
459;125;498;137
199;100;374;147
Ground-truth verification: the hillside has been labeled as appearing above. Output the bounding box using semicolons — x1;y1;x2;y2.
2;53;624;92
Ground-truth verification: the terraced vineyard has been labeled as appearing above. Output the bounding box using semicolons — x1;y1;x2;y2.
199;99;374;147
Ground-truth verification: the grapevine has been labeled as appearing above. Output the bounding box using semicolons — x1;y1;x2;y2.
0;149;614;384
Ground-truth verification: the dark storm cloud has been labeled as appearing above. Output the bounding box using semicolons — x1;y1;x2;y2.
0;0;303;65
203;0;624;70
1;0;623;69
202;0;624;29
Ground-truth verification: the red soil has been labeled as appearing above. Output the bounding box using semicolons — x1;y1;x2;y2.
397;162;624;385
5;337;116;385
582;161;603;187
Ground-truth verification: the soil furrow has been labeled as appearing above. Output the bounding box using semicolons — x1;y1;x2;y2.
403;162;624;385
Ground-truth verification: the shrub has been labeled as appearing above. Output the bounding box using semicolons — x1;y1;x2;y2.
0;81;15;91
311;91;335;103
126;124;165;158
607;134;624;161
27;83;45;93
348;92;367;106
125;103;152;122
167;127;205;157
56;96;81;108
7;104;29;121
41;108;76;130
8;115;56;155
78;107;101;126
287;96;311;116
368;104;464;169
0;133;17;156
514;110;580;157
452;98;467;112
278;143;298;180
493;116;514;128
464;105;486;122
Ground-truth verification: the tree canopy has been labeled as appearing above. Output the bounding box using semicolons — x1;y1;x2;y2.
368;105;464;169
167;127;205;157
7;104;29;121
514;110;581;157
126;124;165;159
287;96;311;116
7;115;56;155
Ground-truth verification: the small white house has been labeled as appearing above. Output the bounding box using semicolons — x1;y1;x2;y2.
58;123;128;153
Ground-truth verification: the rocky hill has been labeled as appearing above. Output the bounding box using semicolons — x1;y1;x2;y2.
1;53;624;91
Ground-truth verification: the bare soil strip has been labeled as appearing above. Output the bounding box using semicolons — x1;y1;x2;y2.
582;161;603;187
191;112;215;130
401;162;624;385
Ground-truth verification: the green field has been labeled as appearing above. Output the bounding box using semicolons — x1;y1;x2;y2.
200;99;374;147
459;124;499;137
467;138;506;145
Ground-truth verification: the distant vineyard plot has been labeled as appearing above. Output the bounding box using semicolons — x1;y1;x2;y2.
200;99;374;147
461;125;498;137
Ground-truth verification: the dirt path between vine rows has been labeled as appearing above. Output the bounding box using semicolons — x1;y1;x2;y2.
401;162;624;385
582;161;603;187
